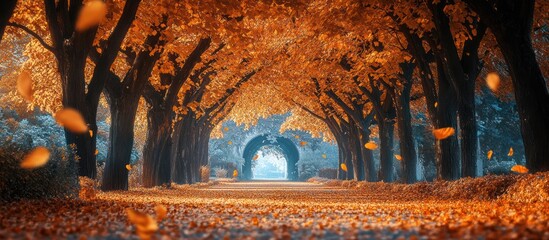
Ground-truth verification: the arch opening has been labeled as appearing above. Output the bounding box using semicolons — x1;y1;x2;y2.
242;134;299;180
251;146;287;180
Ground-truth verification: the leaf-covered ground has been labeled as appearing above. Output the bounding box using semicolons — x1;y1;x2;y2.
1;179;549;239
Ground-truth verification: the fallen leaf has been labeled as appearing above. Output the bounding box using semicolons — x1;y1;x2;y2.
20;147;50;169
486;72;500;92
340;163;347;172
155;205;167;222
17;70;33;101
54;108;88;134
511;165;528;174
364;142;378;150
432;127;455;140
126;208;158;240
75;0;108;32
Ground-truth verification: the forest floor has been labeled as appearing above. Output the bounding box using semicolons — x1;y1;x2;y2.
1;178;549;239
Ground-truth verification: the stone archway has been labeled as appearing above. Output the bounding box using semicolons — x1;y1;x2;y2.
242;134;299;180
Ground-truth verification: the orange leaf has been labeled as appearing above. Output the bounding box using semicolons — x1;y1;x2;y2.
228;140;233;145
233;170;238;178
54;108;88;134
95;149;99;155
340;163;348;172
364;142;378;150
126;164;132;171
487;150;493;160
20;147;50;169
321;154;327;159
432;127;455;140
155;204;167;222
486;72;501;92
511;165;528;174
223;127;229;132
395;154;402;161
507;147;514;157
17;70;33;101
126;208;158;239
75;0;108;32
89;130;93;137
294;135;300;139
300;141;307;146
253;154;259;160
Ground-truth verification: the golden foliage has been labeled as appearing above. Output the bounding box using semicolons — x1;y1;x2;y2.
20;147;50;169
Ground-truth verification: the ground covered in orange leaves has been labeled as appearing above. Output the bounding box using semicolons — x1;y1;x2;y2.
1;178;549;239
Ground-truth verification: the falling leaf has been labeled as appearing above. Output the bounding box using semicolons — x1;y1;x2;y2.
233;170;238;178
434;102;438;108
508;147;514;157
511;165;528;174
89;130;93;137
155;205;167;222
487;150;493;160
126;164;132;171
486;72;501;92
17;70;33;101
95;149;99;155
126;208;158;240
432;127;455;140
228;140;233;145
322;154;327;159
223;127;229;132
395;154;402;161
75;0;108;32
20;147;50;169
364;142;378;150
253;154;259;160
340;163;348;172
300;141;307;146
54;108;88;134
294;135;300;139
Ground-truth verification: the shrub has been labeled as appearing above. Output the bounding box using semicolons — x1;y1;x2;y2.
200;166;210;182
0;142;79;201
214;168;228;178
0;109;79;201
318;168;338;179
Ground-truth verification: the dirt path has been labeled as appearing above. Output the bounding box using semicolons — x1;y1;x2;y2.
1;181;548;239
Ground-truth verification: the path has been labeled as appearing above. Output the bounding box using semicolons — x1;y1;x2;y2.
1;181;548;239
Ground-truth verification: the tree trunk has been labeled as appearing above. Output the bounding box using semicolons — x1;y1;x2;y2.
101;97;139;191
493;30;549;172
0;0;17;43
142;109;172;187
378;120;395;182
458;79;479;177
349;123;364;180
358;129;376;182
435;58;460;180
394;85;418;183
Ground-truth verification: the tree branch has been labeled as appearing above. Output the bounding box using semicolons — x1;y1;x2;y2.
7;22;55;52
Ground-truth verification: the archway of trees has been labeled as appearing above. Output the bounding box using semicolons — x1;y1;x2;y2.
0;0;546;193
242;135;299;181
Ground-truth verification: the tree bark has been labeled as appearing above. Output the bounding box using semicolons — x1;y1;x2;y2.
393;74;418;183
0;0;17;43
462;0;549;172
142;108;172;187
